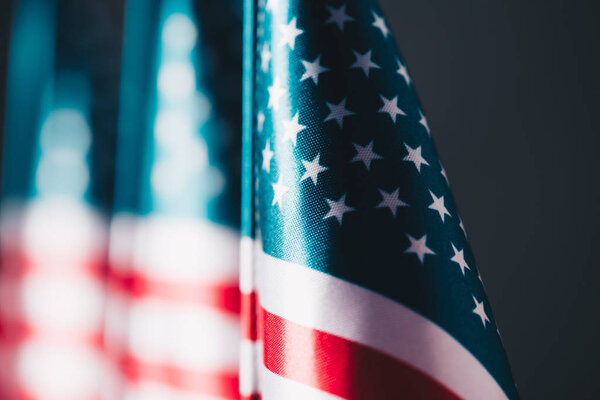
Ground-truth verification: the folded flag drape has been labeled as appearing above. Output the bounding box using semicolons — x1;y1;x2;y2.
0;0;518;399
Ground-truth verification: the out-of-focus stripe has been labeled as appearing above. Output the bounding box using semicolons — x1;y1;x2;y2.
105;214;241;399
110;214;239;285
114;354;239;400
108;269;240;315
0;201;107;400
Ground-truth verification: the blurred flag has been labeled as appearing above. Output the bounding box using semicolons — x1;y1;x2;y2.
240;0;519;399
0;0;115;398
0;0;243;399
104;0;243;399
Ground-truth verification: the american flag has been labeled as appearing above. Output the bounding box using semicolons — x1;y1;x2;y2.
0;0;519;399
240;0;519;398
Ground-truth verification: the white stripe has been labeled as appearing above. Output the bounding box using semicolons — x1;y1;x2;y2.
110;214;239;284
122;382;230;400
127;298;239;370
240;234;264;294
239;236;255;294
258;251;508;400
22;273;104;332
108;213;138;267
260;363;343;400
239;339;262;396
17;340;103;400
21;198;106;262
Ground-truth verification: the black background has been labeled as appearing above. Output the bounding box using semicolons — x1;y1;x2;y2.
1;0;599;399
379;0;600;398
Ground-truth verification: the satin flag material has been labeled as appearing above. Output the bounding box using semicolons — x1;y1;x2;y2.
239;0;519;399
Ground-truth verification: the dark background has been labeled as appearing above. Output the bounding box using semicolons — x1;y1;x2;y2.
0;0;598;399
379;0;599;398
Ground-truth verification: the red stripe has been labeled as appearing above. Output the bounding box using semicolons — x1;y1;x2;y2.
241;291;259;341
0;251;106;277
262;308;461;400
108;269;240;315
0;318;104;349
13;389;100;400
241;394;261;400
117;354;240;399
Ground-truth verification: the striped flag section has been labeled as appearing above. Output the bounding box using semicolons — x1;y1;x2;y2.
103;216;241;400
257;250;507;400
0;200;107;400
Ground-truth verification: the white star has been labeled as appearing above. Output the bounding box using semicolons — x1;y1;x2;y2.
440;161;449;185
262;140;274;173
300;55;330;85
301;153;328;185
396;59;411;84
419;110;430;135
377;188;408;217
428;190;451;222
378;95;406;123
459;217;467;237
260;43;271;72
450;243;470;275
325;5;354;32
402;143;429;172
350;50;381;78
371;11;389;37
271;176;289;207
267;78;286;111
257;111;265;132
351;140;383;170
404;234;435;264
472;296;490;327
324;97;354;128
282;112;306;146
279;17;303;50
323;194;355;224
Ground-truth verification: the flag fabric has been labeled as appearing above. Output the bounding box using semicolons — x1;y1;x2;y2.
240;0;519;399
0;0;519;399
